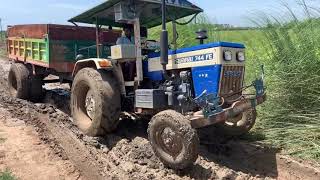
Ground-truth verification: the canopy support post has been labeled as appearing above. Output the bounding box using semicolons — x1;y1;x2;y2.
134;18;143;83
95;18;101;58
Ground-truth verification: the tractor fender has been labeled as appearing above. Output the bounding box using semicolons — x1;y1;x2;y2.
72;58;126;95
72;58;113;77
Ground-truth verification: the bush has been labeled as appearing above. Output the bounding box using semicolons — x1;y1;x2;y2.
251;0;320;161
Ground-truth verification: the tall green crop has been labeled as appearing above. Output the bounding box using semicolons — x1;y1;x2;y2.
149;0;320;162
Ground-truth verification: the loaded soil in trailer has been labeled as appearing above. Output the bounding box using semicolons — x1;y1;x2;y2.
0;57;319;179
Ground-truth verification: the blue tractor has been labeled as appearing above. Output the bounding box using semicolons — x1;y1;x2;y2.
68;0;266;169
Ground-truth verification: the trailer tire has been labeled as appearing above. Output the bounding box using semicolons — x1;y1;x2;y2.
217;108;257;136
8;63;30;99
148;110;199;170
71;68;121;137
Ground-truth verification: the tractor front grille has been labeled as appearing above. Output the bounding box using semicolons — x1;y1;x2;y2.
219;65;245;103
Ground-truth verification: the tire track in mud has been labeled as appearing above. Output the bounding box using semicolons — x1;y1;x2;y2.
0;97;104;179
1;58;320;180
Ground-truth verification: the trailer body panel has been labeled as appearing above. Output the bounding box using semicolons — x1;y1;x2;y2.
7;24;121;72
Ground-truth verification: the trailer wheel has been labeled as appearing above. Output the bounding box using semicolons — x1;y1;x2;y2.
8;63;30;99
148;110;199;170
71;68;120;137
217;108;257;136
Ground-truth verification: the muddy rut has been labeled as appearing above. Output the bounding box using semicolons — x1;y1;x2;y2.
0;58;319;180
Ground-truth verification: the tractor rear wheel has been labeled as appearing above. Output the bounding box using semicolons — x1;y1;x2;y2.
71;68;121;137
8;63;30;99
217;108;257;136
148;110;199;170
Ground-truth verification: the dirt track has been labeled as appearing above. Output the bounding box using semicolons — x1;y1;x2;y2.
0;57;320;180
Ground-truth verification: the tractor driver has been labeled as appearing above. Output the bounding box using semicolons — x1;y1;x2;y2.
116;24;134;45
116;24;136;81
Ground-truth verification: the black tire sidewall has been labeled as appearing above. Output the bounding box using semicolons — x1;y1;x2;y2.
8;63;30;99
148;110;199;170
71;68;120;136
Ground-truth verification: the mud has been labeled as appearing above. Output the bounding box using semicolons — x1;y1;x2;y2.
0;58;320;180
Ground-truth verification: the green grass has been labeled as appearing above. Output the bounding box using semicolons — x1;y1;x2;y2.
0;170;16;180
149;0;320;163
251;19;320;162
0;31;6;57
0;32;5;42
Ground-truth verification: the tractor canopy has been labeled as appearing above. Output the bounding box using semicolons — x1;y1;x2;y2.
69;0;203;28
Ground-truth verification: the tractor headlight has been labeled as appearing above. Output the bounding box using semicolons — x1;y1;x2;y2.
237;52;245;62
223;51;232;61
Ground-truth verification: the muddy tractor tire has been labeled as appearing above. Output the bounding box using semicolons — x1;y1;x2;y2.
71;68;121;137
148;110;199;170
217;108;257;136
8;63;30;100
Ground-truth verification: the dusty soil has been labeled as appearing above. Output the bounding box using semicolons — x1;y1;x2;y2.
0;108;82;180
0;57;320;180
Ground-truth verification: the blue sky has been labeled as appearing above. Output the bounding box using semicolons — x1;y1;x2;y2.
0;0;319;29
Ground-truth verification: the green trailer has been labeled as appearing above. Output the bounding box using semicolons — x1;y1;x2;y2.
7;24;121;73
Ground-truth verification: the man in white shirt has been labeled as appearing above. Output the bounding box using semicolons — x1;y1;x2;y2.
116;25;134;45
116;25;136;81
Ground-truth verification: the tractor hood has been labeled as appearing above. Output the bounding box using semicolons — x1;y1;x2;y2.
69;0;203;28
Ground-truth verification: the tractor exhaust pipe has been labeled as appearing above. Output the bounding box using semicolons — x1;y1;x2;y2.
160;0;169;79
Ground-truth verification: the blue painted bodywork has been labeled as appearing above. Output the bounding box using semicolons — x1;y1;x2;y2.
144;42;244;96
143;60;163;81
148;41;245;58
192;65;222;97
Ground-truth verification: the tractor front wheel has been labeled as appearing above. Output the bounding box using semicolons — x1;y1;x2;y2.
71;68;121;137
148;110;199;170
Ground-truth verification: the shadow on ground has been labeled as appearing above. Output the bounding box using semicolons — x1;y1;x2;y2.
198;126;279;178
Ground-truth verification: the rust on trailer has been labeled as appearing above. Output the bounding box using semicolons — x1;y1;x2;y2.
48;24;120;42
7;24;121;73
7;24;121;42
49;62;75;73
7;24;48;39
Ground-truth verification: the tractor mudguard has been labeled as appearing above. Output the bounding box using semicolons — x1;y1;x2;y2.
72;58;113;77
72;58;126;95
